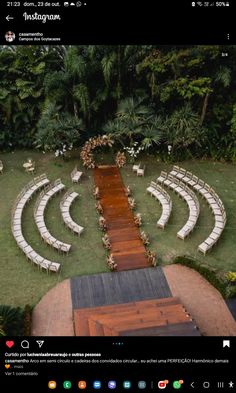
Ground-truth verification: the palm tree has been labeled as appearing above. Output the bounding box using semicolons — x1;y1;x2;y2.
165;103;205;149
0;305;24;336
35;102;83;152
103;96;152;142
42;46;154;130
103;118;126;146
100;45;153;101
117;96;152;123
44;46;89;119
0;45;55;147
103;96;164;148
44;46;106;126
0;316;6;336
141;116;164;150
200;65;232;125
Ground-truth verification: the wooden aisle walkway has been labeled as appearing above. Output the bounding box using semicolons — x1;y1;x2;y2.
94;165;151;271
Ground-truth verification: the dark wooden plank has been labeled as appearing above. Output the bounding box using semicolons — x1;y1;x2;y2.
75;297;181;317
122;322;201;336
70;267;172;310
88;306;190;328
115;255;150;271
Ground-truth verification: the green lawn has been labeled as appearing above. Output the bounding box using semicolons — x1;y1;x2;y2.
0;150;107;307
0;150;236;307
121;156;236;272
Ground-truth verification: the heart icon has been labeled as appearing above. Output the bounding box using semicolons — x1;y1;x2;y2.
5;364;10;369
6;341;14;348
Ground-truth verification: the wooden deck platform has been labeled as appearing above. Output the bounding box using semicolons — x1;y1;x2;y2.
74;297;200;336
70;268;172;310
94;166;151;271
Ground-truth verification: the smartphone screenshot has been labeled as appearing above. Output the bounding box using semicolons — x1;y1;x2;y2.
0;1;235;392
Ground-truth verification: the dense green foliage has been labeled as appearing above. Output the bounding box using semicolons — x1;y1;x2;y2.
34;102;83;153
173;255;236;299
0;316;6;336
0;45;236;159
0;304;32;336
0;305;24;335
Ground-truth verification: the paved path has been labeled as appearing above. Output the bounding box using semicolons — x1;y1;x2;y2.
31;279;74;336
163;264;236;336
94;166;151;271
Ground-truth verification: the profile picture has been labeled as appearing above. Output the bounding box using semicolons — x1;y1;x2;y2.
5;31;15;42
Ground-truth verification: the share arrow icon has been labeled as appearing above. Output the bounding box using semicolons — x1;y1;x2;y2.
36;340;44;348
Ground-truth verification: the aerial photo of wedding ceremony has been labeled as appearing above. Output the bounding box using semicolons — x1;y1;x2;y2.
0;44;236;337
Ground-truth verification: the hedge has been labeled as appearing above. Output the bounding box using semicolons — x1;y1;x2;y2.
173;255;236;299
0;304;33;336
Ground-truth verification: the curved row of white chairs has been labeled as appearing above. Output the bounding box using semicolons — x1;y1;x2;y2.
34;179;71;254
11;174;60;273
147;181;172;229
170;166;226;254
157;172;200;239
60;189;84;236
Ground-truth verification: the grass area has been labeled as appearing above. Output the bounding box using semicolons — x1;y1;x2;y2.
121;155;236;272
0;150;236;307
0;150;107;307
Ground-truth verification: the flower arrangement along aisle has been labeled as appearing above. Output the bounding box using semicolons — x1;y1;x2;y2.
107;253;117;271
115;151;126;168
146;249;157;267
